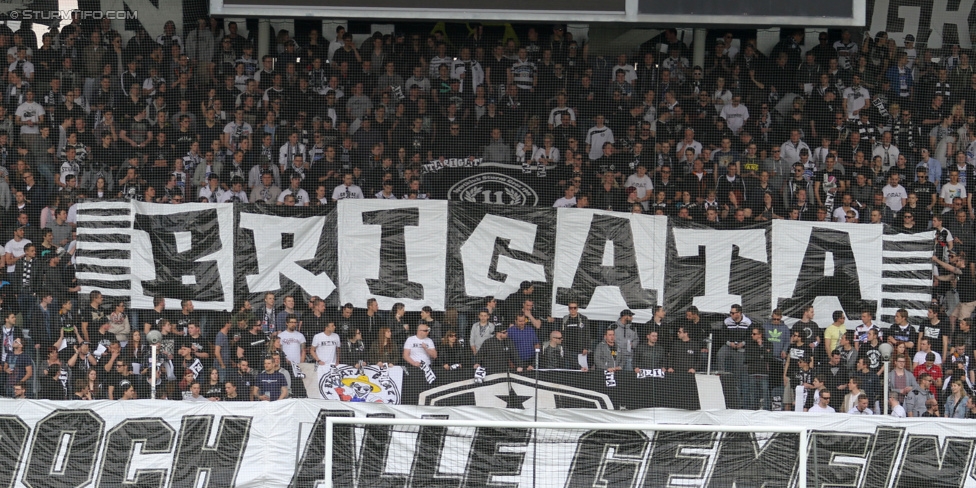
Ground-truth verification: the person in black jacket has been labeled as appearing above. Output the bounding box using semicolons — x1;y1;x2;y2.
436;330;471;370
592;172;627;212
559;300;593;361
474;325;522;375
744;325;773;410
11;243;38;320
342;328;367;369
669;326;703;374
634;329;668;371
816;349;851;412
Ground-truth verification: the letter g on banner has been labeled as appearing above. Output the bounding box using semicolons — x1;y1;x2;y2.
459;214;546;300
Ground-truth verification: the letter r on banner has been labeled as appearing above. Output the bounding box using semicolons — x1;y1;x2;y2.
239;213;336;299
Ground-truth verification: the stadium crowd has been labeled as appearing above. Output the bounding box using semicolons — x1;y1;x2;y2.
0;16;973;415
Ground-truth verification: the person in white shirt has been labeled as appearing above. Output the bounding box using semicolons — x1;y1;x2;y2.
278;173;310;206
331;172;364;201
675;128;703;163
872;131;900;171
833;30;858;71
780;130;811;164
183;382;209;402
881;173;908;212
14;89;44;135
611;54;637;84
553;185;578;208
218;178;249;203
450;47;484;94
913;338;943;368
403;323;437;367
198;175;224;202
940;169;966;208
720;95;749;135
375;181;398;199
585;115;614;161
277;315;306;367
548;93;576;129
405;66;431;93
889;394;907;417
3;225;30;274
842;74;870;120
311;321;341;369
832;193;860;222
278;132;307;171
848;393;875;414
624;164;654;210
808;391;836;413
9;47;34;82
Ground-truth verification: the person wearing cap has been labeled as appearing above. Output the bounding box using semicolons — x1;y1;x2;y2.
610;310;638;371
278;171;310;206
473;324;521;375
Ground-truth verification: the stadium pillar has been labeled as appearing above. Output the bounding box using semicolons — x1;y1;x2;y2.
692;28;706;68
258;18;272;62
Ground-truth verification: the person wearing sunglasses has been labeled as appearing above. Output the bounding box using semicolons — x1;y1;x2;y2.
808;388;835;413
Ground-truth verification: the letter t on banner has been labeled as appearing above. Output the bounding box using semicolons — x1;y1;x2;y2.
672;228;767;314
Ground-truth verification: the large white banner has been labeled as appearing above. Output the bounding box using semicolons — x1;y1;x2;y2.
75;201;932;323
0;400;973;487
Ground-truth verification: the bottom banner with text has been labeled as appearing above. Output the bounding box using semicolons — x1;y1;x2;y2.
0;400;972;487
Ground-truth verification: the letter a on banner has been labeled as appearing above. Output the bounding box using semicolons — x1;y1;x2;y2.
771;221;882;323
551;209;666;322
